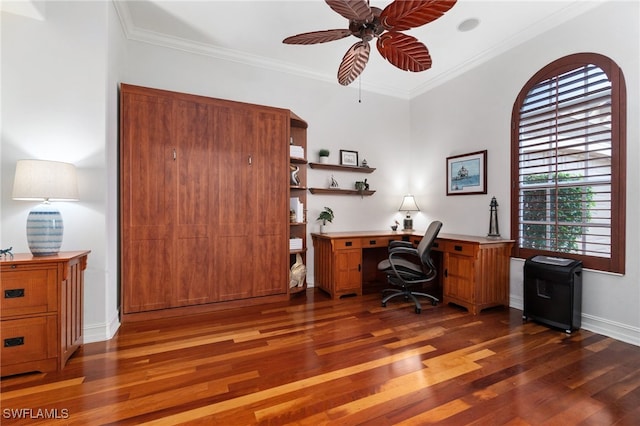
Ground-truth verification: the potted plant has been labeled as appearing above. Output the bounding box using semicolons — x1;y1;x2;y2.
319;149;330;164
317;206;334;233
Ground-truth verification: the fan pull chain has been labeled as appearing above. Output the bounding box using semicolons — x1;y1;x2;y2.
358;76;362;103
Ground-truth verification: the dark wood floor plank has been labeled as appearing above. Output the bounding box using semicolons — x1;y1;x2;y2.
2;289;639;425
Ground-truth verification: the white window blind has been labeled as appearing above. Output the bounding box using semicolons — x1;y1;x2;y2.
517;64;613;259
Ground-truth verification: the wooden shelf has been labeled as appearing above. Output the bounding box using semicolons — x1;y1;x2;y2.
309;163;375;173
290;157;307;164
309;188;376;196
290;186;307;190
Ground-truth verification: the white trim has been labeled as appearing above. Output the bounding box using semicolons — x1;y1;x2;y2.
510;296;640;346
83;310;121;344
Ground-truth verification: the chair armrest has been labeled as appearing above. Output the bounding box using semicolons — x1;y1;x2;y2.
388;240;414;251
388;246;418;257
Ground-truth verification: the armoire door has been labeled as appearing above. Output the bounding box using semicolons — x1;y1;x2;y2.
252;109;288;297
121;91;174;314
173;99;216;307
121;89;216;312
213;105;289;300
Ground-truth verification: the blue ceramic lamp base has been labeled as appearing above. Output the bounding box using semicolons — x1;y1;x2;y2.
26;202;64;256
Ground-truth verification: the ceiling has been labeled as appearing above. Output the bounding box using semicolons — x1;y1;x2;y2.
4;1;607;99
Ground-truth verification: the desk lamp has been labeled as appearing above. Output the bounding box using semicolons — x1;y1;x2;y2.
12;159;79;256
398;194;420;231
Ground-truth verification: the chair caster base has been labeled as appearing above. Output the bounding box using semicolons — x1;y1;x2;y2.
415;308;421;314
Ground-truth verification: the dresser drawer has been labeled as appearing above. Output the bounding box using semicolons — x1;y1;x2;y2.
1;268;57;318
1;316;57;368
443;241;476;257
332;238;362;250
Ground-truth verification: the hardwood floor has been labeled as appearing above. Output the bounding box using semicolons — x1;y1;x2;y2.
2;288;639;425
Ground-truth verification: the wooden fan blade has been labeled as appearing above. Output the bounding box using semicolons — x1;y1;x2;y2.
337;41;370;86
381;0;457;31
283;29;352;45
376;32;432;72
326;0;373;22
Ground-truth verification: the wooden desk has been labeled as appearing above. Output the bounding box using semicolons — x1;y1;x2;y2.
311;231;514;314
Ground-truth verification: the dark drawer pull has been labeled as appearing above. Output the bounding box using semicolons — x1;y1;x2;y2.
4;289;25;298
369;240;376;245
4;337;24;347
432;242;439;248
345;241;353;247
454;245;463;251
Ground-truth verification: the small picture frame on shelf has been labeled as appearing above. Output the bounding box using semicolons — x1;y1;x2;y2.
340;150;358;166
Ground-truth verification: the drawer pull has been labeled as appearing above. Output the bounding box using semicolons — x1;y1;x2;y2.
4;289;25;298
4;337;24;347
345;241;353;247
433;242;439;248
454;245;463;251
369;240;376;245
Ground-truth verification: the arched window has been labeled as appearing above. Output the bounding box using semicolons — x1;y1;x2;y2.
511;53;626;273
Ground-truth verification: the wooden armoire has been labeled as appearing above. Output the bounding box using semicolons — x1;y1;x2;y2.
119;84;307;320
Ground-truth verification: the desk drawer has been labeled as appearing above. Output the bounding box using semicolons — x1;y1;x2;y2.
443;241;476;257
333;238;362;250
361;237;400;248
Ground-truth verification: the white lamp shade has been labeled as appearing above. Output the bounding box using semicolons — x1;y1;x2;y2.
12;159;79;201
398;194;420;212
12;159;79;256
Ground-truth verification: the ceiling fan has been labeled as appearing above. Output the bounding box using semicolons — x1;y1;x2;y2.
283;0;458;86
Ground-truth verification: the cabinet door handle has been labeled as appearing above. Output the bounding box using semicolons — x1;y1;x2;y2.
248;155;252;165
444;269;448;277
4;337;24;347
173;148;177;160
4;289;24;298
358;264;361;272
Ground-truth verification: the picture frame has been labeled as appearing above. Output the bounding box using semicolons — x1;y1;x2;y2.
446;150;487;195
340;150;359;166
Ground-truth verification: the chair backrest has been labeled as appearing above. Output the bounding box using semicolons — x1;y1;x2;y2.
416;221;443;265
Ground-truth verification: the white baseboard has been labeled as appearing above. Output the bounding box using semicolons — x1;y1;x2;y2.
510;295;640;346
83;310;121;344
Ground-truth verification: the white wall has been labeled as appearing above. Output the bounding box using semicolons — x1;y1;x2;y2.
1;1;123;342
2;1;638;346
410;1;640;345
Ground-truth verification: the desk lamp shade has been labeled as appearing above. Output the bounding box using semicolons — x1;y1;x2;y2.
399;194;420;230
12;160;79;256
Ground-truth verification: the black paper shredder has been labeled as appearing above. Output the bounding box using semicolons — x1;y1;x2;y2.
523;255;583;333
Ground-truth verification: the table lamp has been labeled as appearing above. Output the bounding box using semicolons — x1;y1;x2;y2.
398;194;420;231
12;159;79;256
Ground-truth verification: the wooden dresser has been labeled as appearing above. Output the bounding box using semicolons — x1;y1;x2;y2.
312;231;514;314
1;251;89;376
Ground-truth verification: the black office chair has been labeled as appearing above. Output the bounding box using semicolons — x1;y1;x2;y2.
377;220;443;313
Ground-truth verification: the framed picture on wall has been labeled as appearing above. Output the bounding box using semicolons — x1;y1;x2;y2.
340;150;359;166
446;150;487;195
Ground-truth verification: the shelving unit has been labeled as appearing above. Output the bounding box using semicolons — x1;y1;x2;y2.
308;162;376;196
289;113;308;296
309;163;375;173
309;188;376;196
